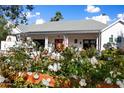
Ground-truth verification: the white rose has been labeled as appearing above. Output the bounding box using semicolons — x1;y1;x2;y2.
105;77;112;84
119;84;124;88
0;75;5;83
93;66;96;68
117;72;121;75
42;79;50;86
90;56;98;65
48;64;53;71
5;59;10;63
53;63;58;72
113;74;117;78
110;71;113;76
71;59;75;62
56;53;60;60
116;80;122;86
33;73;39;80
79;79;87;87
48;63;61;72
60;56;64;60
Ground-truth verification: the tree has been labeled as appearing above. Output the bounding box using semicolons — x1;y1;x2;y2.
0;5;34;41
50;11;64;22
0;17;10;41
0;5;33;25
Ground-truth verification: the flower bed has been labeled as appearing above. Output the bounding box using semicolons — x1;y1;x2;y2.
0;39;124;88
96;83;119;88
0;83;11;88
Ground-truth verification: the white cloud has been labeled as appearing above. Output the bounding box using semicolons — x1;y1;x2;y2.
24;12;45;24
85;17;90;20
25;12;41;19
117;13;124;19
92;15;111;22
36;12;40;16
85;14;111;24
35;19;45;24
85;5;101;13
26;12;35;18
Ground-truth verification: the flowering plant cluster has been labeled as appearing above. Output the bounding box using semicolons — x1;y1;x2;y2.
0;39;124;88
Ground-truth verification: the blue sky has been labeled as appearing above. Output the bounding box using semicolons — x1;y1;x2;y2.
26;5;124;24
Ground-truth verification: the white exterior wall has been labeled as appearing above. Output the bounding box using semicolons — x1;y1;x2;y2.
1;36;17;50
101;22;124;50
67;34;97;49
1;41;16;50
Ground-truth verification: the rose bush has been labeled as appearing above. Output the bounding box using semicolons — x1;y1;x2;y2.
0;39;124;88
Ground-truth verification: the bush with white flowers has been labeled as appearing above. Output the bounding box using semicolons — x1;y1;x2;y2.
1;44;124;88
48;63;61;72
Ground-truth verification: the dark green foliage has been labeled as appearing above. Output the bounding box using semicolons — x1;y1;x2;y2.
86;47;97;58
0;5;34;25
50;11;63;22
0;17;10;41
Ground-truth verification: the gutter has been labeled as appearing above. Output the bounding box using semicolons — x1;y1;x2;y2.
24;30;100;35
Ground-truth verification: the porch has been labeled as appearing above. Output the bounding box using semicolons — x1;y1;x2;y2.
23;33;99;50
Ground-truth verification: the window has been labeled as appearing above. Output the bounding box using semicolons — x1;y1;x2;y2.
109;35;113;43
117;36;122;43
84;40;89;44
74;39;78;44
83;39;96;49
90;40;96;44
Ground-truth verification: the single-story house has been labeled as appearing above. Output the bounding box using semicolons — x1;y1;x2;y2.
1;17;124;51
15;19;107;50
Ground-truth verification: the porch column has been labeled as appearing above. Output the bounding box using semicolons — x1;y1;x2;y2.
63;35;68;48
96;37;99;50
96;32;101;50
45;36;48;49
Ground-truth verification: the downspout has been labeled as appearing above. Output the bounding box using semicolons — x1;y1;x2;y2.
99;30;102;51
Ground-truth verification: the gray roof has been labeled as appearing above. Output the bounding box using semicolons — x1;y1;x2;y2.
18;19;108;34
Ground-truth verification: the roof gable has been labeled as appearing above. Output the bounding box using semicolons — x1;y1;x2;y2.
101;19;124;32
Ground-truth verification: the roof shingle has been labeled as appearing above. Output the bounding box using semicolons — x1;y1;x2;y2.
18;19;108;33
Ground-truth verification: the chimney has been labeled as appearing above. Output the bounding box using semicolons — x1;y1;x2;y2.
92;13;109;24
100;13;108;24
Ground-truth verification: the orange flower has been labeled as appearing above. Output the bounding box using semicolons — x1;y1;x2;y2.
26;72;55;87
41;74;55;87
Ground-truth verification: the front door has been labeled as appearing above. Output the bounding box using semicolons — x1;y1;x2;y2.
55;39;63;49
83;39;96;49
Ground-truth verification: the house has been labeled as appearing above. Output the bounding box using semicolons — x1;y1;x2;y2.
15;19;107;50
1;15;124;51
